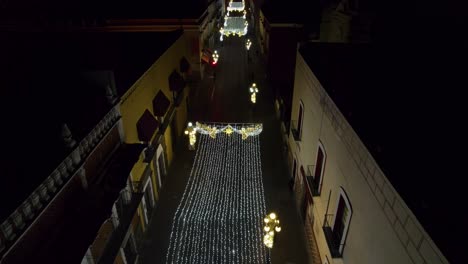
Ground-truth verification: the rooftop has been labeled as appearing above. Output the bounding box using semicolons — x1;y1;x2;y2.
261;0;320;25
0;30;182;222
299;27;466;262
0;0;209;21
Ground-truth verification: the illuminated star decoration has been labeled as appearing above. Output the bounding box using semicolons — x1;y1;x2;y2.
224;125;234;135
166;125;268;264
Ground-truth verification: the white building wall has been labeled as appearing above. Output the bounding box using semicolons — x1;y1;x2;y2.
288;52;449;264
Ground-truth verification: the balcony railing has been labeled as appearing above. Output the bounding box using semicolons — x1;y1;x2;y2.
96;189;144;264
306;165;321;196
322;214;344;258
0;106;121;252
291;120;301;141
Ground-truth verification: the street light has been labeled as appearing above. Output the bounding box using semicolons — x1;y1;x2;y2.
263;212;281;249
249;82;259;104
184;122;197;150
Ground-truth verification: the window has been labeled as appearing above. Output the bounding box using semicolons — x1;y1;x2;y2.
298;100;304;139
312;142;326;195
323;187;352;257
292;100;304;141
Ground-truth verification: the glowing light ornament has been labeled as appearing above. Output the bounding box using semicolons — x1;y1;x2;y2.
224;125;234;135
212;50;219;65
165;126;268;264
184;122;197;150
220;27;224;41
246;38;252;50
249;83;259;104
263;212;281;249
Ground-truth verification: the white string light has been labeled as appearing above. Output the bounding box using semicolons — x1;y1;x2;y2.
166;125;267;263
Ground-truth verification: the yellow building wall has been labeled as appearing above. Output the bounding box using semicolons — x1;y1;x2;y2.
119;33;191;228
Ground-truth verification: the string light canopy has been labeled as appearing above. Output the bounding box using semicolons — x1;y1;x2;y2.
227;0;245;12
166;129;268;263
220;17;248;41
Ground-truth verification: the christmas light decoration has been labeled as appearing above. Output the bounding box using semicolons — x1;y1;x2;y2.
246;39;252;50
212;50;219;65
184;122;197;150
263;212;281;248
227;0;245;12
221;17;248;38
249;83;259;104
166;125;268;264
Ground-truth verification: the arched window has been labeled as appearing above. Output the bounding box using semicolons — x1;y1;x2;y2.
292;100;305;141
332;187;352;256
298;100;304;139
312;141;326;195
323;187;352;257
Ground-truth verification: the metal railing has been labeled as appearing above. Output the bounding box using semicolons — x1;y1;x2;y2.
96;190;144;264
306;165;321;196
0;105;120;254
322;214;344;258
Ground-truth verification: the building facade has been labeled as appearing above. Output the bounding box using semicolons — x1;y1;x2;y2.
0;30;193;264
286;49;449;264
81;32;192;264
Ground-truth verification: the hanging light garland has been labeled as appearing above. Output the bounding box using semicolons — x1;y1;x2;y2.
195;122;263;139
166;126;268;264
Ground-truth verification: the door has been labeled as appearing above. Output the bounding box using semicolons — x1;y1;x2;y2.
154;158;162;191
158;152;167;185
333;196;348;246
144;183;154;218
314;146;324;193
170;114;177;151
300;166;307;222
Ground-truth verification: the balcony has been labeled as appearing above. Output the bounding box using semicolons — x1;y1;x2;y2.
305;165;321;196
291;120;301;141
322;214;343;258
98;189;144;264
0;106;121;253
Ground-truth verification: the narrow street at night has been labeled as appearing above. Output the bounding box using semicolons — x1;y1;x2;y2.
139;36;309;264
2;0;462;263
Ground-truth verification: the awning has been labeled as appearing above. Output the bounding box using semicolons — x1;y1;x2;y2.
136;109;159;142
201;48;213;64
168;70;186;92
152;90;170;117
